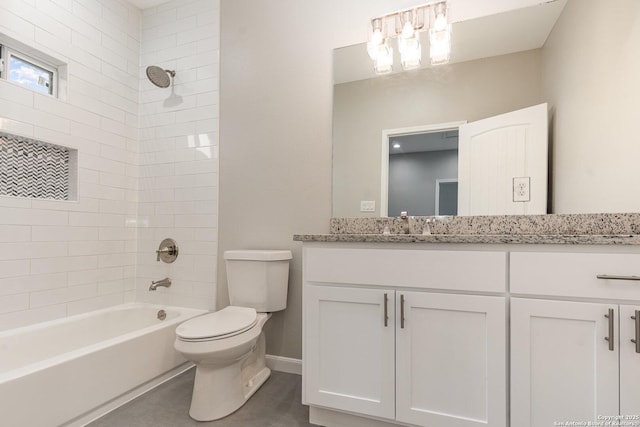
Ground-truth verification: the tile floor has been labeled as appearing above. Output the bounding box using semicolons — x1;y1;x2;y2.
88;368;314;427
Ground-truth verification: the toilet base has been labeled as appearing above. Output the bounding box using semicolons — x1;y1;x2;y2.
189;363;271;421
187;331;271;422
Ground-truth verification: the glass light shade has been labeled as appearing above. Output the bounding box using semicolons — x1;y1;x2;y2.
373;43;393;74
367;18;386;60
367;28;384;60
429;26;451;65
399;36;421;70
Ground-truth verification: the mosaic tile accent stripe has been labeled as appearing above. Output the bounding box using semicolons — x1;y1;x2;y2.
0;132;71;200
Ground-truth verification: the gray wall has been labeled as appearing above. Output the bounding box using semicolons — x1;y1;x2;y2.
388;150;458;216
218;0;341;359
333;49;544;217
543;0;640;213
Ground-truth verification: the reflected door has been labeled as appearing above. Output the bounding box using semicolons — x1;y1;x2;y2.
458;103;548;216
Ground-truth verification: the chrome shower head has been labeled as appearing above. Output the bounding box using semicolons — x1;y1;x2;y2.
146;66;176;88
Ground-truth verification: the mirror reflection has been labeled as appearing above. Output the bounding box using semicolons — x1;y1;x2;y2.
332;0;640;217
388;130;458;216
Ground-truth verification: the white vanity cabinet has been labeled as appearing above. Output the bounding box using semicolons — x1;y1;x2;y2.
510;252;640;427
304;284;396;419
302;245;508;427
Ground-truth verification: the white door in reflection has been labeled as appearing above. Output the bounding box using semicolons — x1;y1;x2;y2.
458;103;548;216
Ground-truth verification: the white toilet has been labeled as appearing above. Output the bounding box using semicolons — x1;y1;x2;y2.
174;249;292;421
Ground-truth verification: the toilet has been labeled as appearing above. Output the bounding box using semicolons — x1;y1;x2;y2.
174;249;292;421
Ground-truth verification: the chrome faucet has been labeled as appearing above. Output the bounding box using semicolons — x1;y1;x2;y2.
399;211;410;234
149;277;172;291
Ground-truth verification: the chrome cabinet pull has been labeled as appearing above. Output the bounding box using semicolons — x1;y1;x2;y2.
604;308;614;351
400;294;405;329
597;275;640;281
383;293;389;327
632;310;640;354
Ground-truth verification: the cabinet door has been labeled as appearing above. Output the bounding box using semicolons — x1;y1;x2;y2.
396;292;506;427
303;285;395;419
620;304;640;416
511;298;619;427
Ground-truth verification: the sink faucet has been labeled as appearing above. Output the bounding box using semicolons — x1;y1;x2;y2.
149;277;171;291
400;211;410;234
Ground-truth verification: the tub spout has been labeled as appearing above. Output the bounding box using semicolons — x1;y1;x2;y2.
149;277;171;291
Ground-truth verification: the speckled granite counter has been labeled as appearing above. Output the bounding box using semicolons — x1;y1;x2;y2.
293;213;640;245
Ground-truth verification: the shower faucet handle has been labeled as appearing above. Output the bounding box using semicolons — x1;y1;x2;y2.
156;238;178;263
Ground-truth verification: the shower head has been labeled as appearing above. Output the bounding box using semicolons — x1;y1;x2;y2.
146;66;176;88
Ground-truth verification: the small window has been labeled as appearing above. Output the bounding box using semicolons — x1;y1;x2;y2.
0;44;57;96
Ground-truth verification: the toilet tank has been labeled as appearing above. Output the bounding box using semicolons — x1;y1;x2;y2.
224;250;292;312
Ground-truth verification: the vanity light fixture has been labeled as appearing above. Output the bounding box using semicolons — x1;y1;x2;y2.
367;1;450;74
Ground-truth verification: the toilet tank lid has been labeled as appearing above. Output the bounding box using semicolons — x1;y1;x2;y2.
224;250;292;261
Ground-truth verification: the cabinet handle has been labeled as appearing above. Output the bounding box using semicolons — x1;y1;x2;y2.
400;294;405;329
604;308;614;351
597;274;640;281
383;293;389;327
632;310;640;354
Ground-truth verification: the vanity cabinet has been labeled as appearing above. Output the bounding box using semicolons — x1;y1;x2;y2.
303;245;507;427
510;252;640;427
304;285;395;419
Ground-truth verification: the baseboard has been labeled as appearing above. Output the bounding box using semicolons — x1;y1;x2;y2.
265;354;302;375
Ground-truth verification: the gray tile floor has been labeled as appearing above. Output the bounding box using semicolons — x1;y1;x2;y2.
88;368;315;427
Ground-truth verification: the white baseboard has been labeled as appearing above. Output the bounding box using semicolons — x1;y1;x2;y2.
266;354;302;375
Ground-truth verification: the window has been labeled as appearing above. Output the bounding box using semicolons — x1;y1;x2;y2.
0;44;57;96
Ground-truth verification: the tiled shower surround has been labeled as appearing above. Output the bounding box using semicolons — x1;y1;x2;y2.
0;0;220;331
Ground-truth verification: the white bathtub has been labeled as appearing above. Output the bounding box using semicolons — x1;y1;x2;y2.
0;303;206;426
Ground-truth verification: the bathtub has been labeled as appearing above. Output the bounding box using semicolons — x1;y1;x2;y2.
0;303;206;426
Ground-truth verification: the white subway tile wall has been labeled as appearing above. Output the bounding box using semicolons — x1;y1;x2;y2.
137;0;219;310
0;0;220;330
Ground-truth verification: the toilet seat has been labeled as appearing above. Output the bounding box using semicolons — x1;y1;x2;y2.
176;306;257;342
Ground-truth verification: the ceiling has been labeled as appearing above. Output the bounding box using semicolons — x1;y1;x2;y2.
125;0;172;9
390;131;459;155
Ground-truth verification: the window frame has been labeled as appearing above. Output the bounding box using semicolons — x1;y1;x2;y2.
0;44;58;97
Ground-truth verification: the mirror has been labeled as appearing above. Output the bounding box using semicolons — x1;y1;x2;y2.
332;0;640;217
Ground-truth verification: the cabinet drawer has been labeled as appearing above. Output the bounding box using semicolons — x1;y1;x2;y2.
304;247;506;293
511;252;640;300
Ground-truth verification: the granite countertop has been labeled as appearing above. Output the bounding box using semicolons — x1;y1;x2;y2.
293;233;640;245
294;213;640;245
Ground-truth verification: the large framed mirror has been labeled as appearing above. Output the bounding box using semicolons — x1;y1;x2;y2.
332;0;640;217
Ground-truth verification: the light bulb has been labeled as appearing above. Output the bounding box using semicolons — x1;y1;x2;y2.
401;21;414;39
434;13;447;32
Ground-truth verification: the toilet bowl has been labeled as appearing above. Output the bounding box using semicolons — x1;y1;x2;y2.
175;307;271;421
174;250;292;421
